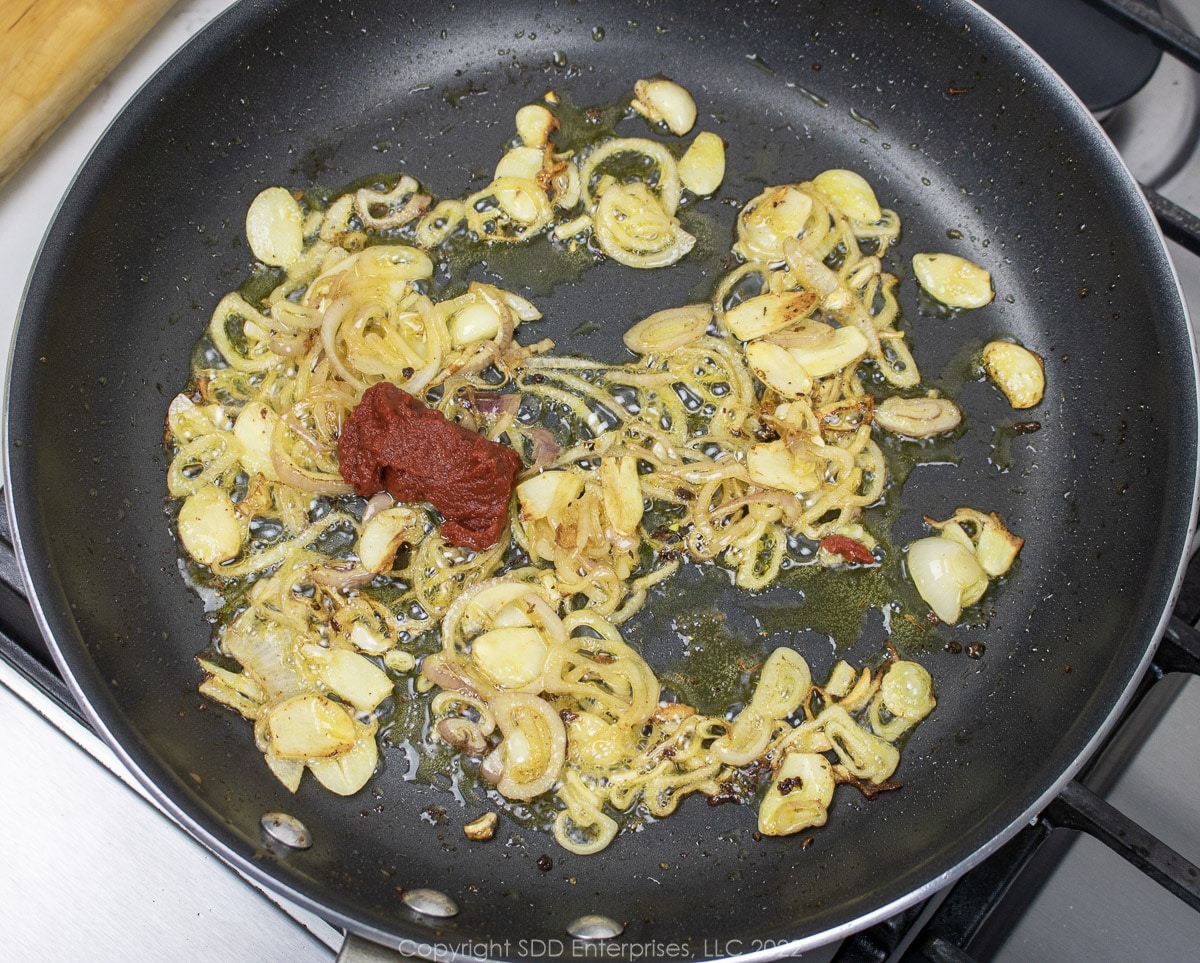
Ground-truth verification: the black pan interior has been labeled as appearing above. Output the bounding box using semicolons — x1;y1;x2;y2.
6;0;1197;955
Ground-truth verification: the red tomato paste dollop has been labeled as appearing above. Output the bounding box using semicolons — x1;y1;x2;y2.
338;382;523;551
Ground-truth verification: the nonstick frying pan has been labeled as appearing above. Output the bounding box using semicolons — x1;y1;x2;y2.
5;0;1198;957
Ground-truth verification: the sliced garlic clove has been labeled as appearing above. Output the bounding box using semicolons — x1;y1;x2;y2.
197;657;266;706
757;751;835;836
233;403;280;479
872;396;962;438
781;323;870;380
307;731;378;796
262;747;305;793
491;602;535;629
912;252;995;309
198;675;261;721
471;626;550;690
974;513;1024;577
623;304;711;355
748;647;812;720
321;649;393;712
266;694;357;760
906;536;988;624
515;103;557;148
823;660;857;699
723;290;820;341
494;145;545;182
516;470;585;522
982;340;1045;409
879;661;936;722
491;176;551;224
678;131;726;195
347;621;390;655
357;507;421;574
599;456;644;535
631;78;697;135
168;393;227;441
178;487;242;566
246;186;304;268
447;301;503;345
745;339;814;398
746;440;821;493
812;169;883;223
736;186;815;262
463;811;499;841
319;194;356;243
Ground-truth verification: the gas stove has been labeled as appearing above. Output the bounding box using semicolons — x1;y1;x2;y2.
0;1;1198;960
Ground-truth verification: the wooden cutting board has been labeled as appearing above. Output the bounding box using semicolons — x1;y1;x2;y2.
0;0;177;187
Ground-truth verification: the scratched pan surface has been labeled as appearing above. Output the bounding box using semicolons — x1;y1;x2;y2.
5;0;1197;956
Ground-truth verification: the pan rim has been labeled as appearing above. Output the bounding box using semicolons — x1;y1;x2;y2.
4;0;1199;957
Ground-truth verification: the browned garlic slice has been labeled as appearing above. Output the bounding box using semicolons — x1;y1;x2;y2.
515;103;557;147
906;536;988;624
758;751;835;836
746;440;821;493
812;169;883;223
246;186;304;268
307;731;378;796
745;340;813;398
305;648;393;712
265;694;357;760
464;811;499;841
912;252;994;308
178;486;242;566
678;131;726;195
735;186;814;262
233;403;280;479
516;469;586;521
932;508;1024;578
982;340;1045;409
356;506;422;574
773;322;870;379
197;657;265;718
599;456;644;535
723;290;819;341
631;78;697;135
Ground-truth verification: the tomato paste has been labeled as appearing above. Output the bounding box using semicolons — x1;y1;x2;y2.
819;534;876;565
338;382;523;550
